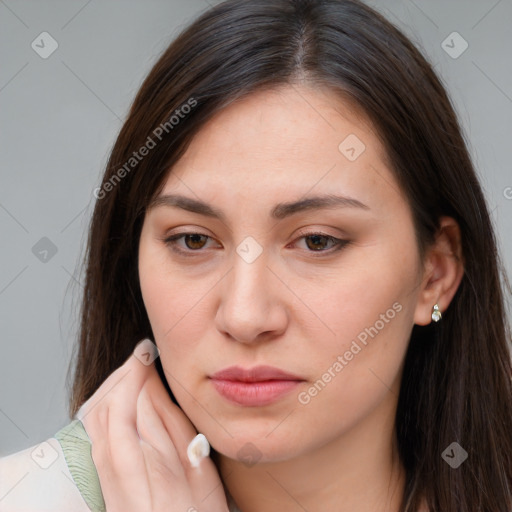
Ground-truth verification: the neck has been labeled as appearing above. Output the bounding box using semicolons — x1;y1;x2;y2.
214;393;406;512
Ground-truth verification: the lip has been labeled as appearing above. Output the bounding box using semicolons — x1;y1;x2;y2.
210;365;304;382
209;365;305;407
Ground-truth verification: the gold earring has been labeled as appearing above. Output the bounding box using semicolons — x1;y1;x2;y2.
431;303;442;322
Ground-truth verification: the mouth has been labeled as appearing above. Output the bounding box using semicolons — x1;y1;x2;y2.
209;365;305;407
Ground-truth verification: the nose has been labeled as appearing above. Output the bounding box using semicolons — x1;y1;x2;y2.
214;249;288;344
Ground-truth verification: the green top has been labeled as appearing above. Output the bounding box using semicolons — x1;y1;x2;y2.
54;420;106;512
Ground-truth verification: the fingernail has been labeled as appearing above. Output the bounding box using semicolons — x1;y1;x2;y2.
187;433;210;467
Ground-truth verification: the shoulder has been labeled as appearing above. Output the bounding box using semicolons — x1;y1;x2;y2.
0;420;104;512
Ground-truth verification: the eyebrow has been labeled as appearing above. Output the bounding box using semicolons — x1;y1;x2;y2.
148;193;370;221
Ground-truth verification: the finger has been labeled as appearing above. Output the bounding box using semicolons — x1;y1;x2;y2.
143;370;201;469
138;379;211;512
89;406;150;512
77;339;155;426
142;371;225;502
99;396;154;512
137;385;217;512
106;378;151;475
93;346;158;492
78;353;145;449
136;384;183;473
75;339;162;512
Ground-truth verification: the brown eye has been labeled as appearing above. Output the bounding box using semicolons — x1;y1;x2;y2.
293;231;349;255
164;232;216;255
182;233;208;250
304;234;332;251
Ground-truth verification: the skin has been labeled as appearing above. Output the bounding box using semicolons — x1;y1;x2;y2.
81;84;464;512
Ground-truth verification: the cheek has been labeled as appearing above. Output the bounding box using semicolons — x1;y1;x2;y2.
313;238;417;350
138;239;212;362
295;301;413;444
141;278;211;362
139;268;213;407
297;238;418;412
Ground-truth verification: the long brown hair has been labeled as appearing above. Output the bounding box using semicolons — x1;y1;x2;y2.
68;1;512;510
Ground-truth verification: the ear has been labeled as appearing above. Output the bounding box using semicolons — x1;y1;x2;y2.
413;216;465;326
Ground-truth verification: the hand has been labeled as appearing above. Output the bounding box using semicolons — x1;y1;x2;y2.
76;340;229;512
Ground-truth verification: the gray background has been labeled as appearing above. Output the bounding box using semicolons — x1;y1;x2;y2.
1;0;511;456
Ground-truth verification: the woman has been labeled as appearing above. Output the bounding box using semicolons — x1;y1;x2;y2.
1;0;511;510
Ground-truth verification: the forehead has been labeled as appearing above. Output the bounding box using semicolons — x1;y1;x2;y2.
158;84;400;216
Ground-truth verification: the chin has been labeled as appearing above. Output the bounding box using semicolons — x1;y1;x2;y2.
208;428;304;466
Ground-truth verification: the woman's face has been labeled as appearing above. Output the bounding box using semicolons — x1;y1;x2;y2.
138;85;424;463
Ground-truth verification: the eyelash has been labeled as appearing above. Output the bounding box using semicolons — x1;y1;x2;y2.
162;230;349;257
